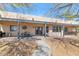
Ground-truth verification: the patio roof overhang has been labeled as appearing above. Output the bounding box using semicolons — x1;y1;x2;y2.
0;11;79;26
0;17;79;26
0;17;49;24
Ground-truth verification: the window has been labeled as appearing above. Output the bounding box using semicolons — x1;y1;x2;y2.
76;28;79;32
52;25;61;32
10;25;17;31
64;27;68;32
46;26;49;33
22;26;27;29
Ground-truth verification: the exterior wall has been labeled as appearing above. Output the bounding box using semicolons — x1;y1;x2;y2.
48;25;79;37
48;25;62;37
0;21;46;36
0;21;36;36
65;26;76;32
1;21;79;37
0;25;35;37
20;25;35;35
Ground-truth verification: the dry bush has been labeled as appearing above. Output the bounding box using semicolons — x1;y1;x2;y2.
0;40;37;56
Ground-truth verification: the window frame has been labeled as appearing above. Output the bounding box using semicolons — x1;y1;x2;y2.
10;25;18;31
22;26;27;30
52;25;62;32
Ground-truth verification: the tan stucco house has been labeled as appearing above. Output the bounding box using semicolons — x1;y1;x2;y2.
0;11;79;37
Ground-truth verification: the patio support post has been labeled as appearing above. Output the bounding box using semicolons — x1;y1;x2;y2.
61;19;65;38
44;23;47;37
61;25;64;38
17;19;21;40
75;26;77;35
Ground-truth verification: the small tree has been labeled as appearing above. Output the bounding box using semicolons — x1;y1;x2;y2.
10;3;32;40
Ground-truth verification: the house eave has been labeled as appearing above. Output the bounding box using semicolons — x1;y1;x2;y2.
0;17;49;24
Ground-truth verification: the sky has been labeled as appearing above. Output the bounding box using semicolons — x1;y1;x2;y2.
5;3;53;16
1;3;79;20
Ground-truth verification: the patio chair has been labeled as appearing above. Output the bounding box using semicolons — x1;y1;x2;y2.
20;32;32;37
0;31;6;37
5;33;12;37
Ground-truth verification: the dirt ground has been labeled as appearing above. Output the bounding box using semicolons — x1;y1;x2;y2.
0;36;79;56
0;38;37;56
45;37;79;56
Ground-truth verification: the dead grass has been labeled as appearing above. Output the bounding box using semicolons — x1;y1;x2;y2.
45;37;79;56
0;39;37;56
